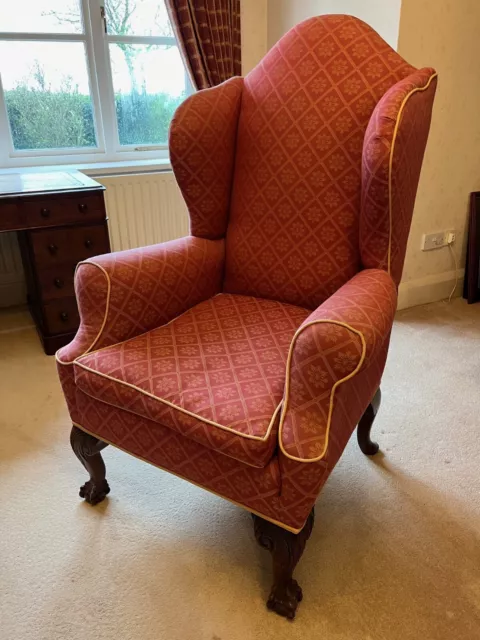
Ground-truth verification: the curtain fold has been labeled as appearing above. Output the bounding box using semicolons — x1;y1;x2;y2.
166;0;241;90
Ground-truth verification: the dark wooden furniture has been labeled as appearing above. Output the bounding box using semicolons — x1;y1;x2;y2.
0;170;110;354
463;192;480;304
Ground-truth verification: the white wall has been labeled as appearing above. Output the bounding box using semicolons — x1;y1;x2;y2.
395;0;480;307
241;0;268;73
267;0;402;49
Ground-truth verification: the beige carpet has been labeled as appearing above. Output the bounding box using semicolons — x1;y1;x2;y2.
1;298;480;640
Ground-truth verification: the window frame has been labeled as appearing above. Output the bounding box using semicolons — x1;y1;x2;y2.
0;0;189;168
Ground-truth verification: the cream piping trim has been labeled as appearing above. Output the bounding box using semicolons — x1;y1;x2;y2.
73;359;283;443
77;386;274;469
72;421;304;534
278;320;367;464
56;260;217;366
72;294;216;361
387;72;438;274
56;260;111;366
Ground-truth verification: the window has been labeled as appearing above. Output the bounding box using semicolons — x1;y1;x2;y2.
0;1;192;167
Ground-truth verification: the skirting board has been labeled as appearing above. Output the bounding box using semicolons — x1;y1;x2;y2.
397;268;465;310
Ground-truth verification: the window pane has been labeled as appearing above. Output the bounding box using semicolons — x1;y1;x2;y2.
0;0;82;34
0;42;97;150
109;44;188;146
105;0;174;37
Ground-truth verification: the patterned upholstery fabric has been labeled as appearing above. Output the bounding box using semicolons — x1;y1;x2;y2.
279;268;397;461
165;0;241;90
74;294;309;467
57;15;436;533
360;69;437;285
57;236;225;364
57;235;224;428
276;338;389;529
169;78;243;239
73;337;389;533
223;15;415;309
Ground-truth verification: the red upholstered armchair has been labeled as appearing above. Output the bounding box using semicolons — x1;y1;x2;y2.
57;15;436;619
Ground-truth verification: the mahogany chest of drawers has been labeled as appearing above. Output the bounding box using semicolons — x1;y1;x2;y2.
0;170;110;355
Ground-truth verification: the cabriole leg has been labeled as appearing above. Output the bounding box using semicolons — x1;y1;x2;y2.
70;426;110;504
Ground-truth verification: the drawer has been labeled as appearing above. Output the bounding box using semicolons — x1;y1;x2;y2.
22;192;105;228
0;200;23;231
30;224;110;267
37;264;77;301
42;298;80;334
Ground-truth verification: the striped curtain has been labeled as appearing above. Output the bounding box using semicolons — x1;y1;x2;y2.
166;0;241;90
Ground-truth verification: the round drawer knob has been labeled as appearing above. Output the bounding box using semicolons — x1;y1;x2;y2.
48;243;58;255
60;312;69;322
84;239;93;249
54;277;64;289
40;208;51;218
78;203;88;213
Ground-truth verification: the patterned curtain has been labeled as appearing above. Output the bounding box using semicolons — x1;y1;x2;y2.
166;0;241;90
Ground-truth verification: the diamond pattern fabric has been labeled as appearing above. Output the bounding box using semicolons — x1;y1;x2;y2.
277;337;389;529
223;15;414;309
74;294;309;467
169;77;243;239
73;336;389;533
279;268;397;461
74;390;285;521
57;236;225;364
56;15;437;533
360;68;437;284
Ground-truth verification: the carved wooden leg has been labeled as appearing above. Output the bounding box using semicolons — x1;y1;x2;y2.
70;426;110;505
252;509;314;619
357;387;381;455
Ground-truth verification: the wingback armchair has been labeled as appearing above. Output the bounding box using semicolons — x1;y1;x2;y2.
57;15;436;619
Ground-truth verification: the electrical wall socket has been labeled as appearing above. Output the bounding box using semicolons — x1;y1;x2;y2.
421;230;455;251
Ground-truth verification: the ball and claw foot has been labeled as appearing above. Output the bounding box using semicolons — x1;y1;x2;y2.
70;426;110;505
253;510;314;620
79;479;110;505
267;579;303;620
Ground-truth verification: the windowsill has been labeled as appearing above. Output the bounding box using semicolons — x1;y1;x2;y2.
0;157;173;178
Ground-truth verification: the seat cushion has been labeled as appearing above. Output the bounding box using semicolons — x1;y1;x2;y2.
74;294;309;467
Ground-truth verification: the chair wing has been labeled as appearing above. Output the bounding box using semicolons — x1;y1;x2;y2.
360;68;437;285
169;77;244;239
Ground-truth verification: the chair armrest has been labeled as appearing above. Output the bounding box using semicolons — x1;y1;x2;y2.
279;268;397;463
56;236;225;364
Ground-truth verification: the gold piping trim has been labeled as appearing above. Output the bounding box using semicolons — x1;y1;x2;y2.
55;263;220;366
73;359;283;443
73;294;214;360
278;320;367;464
56;274;282;446
75;292;227;364
387;72;438;274
277;72;437;463
72;421;303;534
77;386;271;469
55;260;111;366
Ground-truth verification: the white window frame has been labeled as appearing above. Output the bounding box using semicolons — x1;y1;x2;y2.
0;0;191;169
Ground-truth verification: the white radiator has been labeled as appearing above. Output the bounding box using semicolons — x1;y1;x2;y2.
0;171;190;308
0;233;26;308
97;172;189;251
